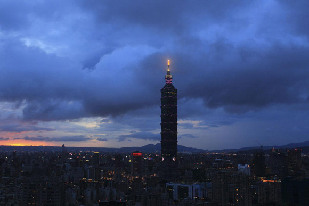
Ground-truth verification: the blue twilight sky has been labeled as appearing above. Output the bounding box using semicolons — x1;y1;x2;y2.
0;0;309;149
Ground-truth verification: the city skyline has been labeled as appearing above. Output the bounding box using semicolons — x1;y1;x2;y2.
1;1;309;149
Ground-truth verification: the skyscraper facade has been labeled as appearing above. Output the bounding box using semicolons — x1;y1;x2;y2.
161;60;178;179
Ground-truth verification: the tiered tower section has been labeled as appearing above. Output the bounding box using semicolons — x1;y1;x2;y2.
161;60;177;178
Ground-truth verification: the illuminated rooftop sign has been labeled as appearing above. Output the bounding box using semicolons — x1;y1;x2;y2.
132;152;142;157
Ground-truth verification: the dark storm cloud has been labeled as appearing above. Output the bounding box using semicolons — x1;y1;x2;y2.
280;0;309;36
112;107;160;132
14;135;91;142
0;119;54;133
96;137;108;142
0;2;28;30
0;1;82;31
0;124;53;133
176;44;309;113
81;0;249;32
118;131;160;142
0;38;151;120
0;0;309;123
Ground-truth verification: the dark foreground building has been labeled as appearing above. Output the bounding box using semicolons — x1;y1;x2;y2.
160;60;178;180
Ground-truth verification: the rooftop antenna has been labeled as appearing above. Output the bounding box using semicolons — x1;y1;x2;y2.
165;60;172;84
167;59;170;72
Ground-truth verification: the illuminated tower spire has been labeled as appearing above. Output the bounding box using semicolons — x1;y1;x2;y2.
165;60;173;84
167;59;170;71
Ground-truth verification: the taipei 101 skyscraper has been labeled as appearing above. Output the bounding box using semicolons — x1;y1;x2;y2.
160;60;178;179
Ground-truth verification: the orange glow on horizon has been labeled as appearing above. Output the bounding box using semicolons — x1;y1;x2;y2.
0;140;55;147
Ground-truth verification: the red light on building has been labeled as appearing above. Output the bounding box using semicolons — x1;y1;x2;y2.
132;152;142;157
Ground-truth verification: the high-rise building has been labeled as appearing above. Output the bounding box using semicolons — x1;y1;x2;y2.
132;151;143;176
252;149;266;177
161;60;178;179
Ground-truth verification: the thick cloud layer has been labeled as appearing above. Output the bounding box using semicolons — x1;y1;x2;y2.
0;0;309;148
14;135;91;142
118;131;160;142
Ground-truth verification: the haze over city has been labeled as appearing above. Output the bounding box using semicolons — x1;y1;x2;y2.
1;0;309;149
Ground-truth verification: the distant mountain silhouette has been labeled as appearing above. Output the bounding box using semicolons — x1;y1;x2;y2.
0;143;206;153
280;141;309;148
211;141;309;153
238;140;309;151
115;143;206;153
1;141;308;153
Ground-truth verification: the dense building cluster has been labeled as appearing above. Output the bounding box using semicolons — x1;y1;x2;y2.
0;146;308;205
